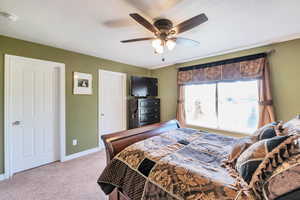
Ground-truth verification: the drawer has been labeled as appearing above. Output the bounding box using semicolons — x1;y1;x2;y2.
139;99;160;107
140;107;160;115
140;113;160;122
139;119;160;127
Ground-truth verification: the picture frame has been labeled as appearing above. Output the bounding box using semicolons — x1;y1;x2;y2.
73;72;93;95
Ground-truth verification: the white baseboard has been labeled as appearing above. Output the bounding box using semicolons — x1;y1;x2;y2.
0;174;5;181
61;146;103;162
0;147;103;182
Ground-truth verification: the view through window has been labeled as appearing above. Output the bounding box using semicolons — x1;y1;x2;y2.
184;80;259;134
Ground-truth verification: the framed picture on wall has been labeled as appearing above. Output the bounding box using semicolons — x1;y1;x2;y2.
73;72;93;95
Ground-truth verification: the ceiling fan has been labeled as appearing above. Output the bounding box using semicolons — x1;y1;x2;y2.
121;13;208;54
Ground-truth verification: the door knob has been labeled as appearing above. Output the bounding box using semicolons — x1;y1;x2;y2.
12;121;21;126
101;113;104;117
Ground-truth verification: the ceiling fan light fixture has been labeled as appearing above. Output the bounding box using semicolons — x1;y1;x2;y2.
152;38;162;49
155;45;164;54
121;13;206;55
166;40;176;51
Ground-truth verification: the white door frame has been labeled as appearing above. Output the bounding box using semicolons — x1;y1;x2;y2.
98;70;127;148
4;55;66;179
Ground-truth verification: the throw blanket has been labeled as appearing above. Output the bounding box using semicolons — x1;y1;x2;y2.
98;128;248;200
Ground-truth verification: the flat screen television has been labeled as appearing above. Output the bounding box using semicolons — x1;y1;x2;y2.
131;76;158;97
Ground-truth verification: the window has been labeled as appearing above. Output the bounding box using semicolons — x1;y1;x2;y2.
184;80;259;134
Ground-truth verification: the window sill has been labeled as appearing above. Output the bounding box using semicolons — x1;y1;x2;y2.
186;123;252;137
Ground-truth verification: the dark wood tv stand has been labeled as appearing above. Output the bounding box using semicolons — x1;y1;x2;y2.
128;98;160;129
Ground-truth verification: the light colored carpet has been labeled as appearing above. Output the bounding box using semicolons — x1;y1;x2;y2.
0;151;108;200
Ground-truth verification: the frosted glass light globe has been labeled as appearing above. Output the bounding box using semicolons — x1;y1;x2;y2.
166;39;176;50
152;39;162;49
155;45;164;54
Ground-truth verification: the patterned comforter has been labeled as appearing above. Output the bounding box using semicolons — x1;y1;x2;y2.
98;128;246;200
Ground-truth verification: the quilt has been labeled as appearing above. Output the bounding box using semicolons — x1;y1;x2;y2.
98;128;253;200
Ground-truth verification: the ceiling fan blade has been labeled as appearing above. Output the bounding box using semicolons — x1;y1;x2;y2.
121;37;155;43
129;13;158;33
174;13;208;34
172;37;200;47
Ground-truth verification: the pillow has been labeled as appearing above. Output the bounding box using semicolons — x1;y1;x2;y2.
262;154;300;200
235;135;299;184
225;122;284;168
283;115;300;134
234;133;300;199
225;136;256;167
225;122;280;167
253;122;281;140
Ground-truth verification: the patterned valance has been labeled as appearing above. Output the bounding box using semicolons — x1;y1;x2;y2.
178;55;267;85
176;52;275;129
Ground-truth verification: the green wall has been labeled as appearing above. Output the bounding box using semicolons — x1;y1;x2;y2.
0;35;150;174
151;39;300;137
2;35;300;174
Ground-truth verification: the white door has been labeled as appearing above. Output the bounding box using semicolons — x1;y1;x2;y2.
10;57;60;173
99;70;126;147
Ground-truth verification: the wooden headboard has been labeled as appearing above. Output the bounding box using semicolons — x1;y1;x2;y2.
101;120;180;163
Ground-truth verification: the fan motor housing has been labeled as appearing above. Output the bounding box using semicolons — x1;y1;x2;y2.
154;19;173;31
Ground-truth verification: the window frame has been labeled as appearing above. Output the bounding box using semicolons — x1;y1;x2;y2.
184;80;259;135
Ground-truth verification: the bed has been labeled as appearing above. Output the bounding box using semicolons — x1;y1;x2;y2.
98;120;300;200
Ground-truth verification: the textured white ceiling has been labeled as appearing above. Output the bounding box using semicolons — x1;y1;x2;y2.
1;0;300;68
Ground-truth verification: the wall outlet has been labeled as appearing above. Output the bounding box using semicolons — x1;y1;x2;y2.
72;139;78;146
